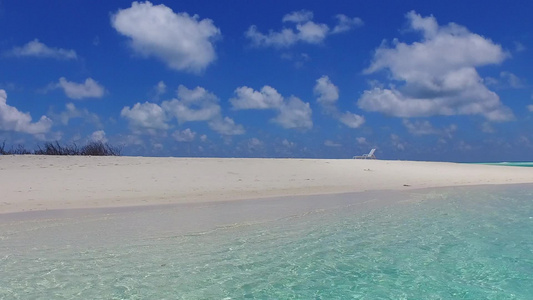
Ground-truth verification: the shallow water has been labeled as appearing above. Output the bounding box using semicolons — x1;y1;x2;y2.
474;162;533;167
1;185;532;299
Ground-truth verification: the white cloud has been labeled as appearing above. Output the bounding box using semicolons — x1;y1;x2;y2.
247;137;263;150
339;112;365;128
90;130;108;143
499;71;525;88
528;104;533;112
273;96;313;129
0;89;52;135
56;77;105;100
280;52;311;68
402;119;438;135
486;71;525;89
313;75;339;108
356;137;367;144
162;85;221;123
457;140;472;151
484;77;499;86
230;86;283;110
402;119;457;137
514;41;526;52
111;1;221;73
208;117;245;135
122;85;244;136
54;102;101;126
156;81;166;94
246;10;361;48
282;9;313;23
282;139;295;148
152;81;167;99
172;128;196;142
324;140;342;147
200;134;207;142
314;76;365;128
282;10;314;23
7;39;77;60
391;134;406;151
121;101;168;130
332;14;364;34
358;11;513;122
231;85;313;130
480;122;495;133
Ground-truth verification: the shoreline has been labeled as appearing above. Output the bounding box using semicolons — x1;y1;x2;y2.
2;155;533;215
2;182;532;222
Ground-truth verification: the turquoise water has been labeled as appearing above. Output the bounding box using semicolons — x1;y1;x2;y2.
1;185;533;299
474;162;533;167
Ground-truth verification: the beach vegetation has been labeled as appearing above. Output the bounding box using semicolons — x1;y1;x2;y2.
0;140;122;156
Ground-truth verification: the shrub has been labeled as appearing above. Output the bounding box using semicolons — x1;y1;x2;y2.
0;140;122;156
81;141;122;156
0;141;32;155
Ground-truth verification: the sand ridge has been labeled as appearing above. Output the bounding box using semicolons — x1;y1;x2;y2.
1;155;532;214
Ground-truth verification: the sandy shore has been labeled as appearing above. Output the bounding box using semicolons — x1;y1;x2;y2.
1;155;532;214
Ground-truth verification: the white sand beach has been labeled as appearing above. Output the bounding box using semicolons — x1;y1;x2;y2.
1;155;532;214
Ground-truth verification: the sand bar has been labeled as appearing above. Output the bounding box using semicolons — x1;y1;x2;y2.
1;155;532;214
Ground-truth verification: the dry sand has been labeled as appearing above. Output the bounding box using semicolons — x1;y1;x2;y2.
1;155;532;214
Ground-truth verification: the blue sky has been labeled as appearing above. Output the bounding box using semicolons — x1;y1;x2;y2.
0;1;532;161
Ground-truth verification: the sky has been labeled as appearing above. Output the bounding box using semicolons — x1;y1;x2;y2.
0;0;532;161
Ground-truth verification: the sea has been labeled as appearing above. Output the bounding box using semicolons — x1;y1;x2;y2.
474;162;533;167
1;184;532;299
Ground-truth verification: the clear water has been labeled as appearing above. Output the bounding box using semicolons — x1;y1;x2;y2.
1;185;532;299
474;162;533;167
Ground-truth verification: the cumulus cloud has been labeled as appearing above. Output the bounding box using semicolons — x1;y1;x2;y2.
90;130;108;143
356;137;367;144
273;96;313;129
162;85;221;123
7;39;77;60
339;112;365;128
332;15;364;34
151;81;167;100
390;134;406;151
121;85;244;136
528;104;533;112
53;102;101;126
402;119;457;137
514;42;526;52
357;11;513;122
313;75;339;110
230;85;313;130
485;71;525;89
499;72;525;88
402;119;438;135
246;10;362;48
282;10;314;23
172;128;196;142
247;137;263;151
208;117;245;135
324;140;342;147
121;101;169;131
480;122;495;133
313;76;365;128
230;86;283;110
55;77;106;100
111;1;221;73
0;89;52;135
282;139;295;148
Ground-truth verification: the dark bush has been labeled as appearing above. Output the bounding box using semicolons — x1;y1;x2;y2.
0;140;121;156
80;141;122;156
35;142;79;155
0;141;32;155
